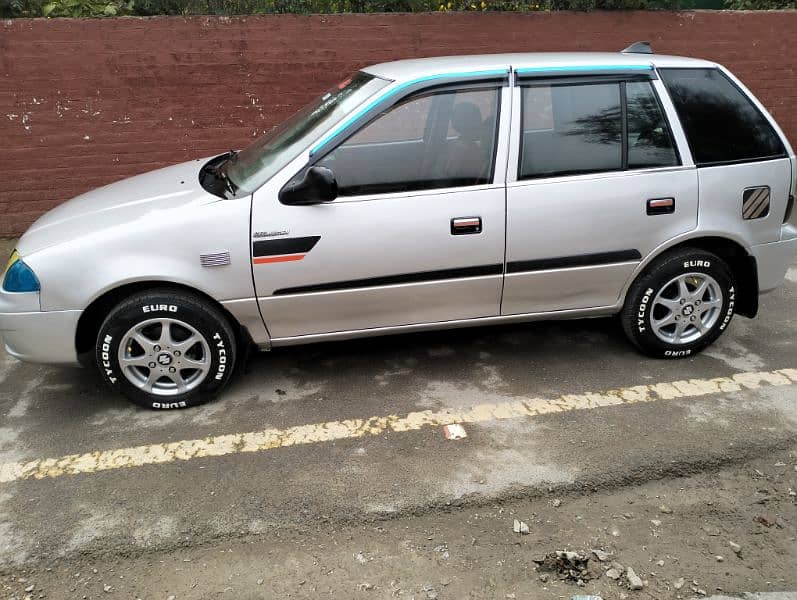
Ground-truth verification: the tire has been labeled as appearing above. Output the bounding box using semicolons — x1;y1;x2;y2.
621;248;736;359
95;289;237;409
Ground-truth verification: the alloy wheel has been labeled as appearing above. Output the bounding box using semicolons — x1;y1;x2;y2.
650;273;724;345
117;318;211;396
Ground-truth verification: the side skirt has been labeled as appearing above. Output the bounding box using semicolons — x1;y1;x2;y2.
267;305;619;348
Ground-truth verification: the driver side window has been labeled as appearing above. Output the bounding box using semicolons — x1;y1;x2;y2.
316;86;501;197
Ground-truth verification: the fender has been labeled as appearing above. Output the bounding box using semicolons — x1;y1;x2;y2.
620;232;758;318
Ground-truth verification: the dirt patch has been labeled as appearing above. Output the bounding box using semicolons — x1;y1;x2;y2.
2;448;795;599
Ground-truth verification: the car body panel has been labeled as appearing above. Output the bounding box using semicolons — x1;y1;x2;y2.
0;309;81;365
265;276;503;339
363;52;715;82
253;184;507;338
268;305;617;347
752;223;797;293
15;160;255;314
502;263;638;315
4;160;267;361
504;164;699;314
696;159;793;245
501;70;699;315
252;84;512;338
18;160;210;255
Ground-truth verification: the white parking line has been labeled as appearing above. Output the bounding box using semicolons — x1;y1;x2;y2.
1;368;795;484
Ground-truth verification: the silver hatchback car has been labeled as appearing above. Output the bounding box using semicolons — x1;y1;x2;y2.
2;44;796;409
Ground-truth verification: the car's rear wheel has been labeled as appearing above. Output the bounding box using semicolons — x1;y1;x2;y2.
95;289;237;409
621;248;736;358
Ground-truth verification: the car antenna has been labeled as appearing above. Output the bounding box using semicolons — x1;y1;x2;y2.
622;41;653;54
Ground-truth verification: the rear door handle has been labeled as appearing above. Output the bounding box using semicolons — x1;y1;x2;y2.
451;216;482;235
647;197;675;215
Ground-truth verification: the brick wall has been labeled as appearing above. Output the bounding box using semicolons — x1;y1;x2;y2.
1;11;796;236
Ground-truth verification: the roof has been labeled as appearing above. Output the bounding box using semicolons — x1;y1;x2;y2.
362;52;717;81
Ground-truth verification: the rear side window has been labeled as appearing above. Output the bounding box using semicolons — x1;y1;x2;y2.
518;80;679;180
626;81;679;169
520;83;623;178
659;68;785;167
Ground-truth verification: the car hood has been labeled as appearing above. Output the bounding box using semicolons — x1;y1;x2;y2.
17;159;223;255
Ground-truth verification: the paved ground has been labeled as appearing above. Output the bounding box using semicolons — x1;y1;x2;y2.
1;237;796;599
3;451;797;600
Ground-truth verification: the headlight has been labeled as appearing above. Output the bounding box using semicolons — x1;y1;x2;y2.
2;250;40;293
3;250;18;275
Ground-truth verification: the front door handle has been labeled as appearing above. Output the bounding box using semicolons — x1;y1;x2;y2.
647;197;675;215
451;216;482;235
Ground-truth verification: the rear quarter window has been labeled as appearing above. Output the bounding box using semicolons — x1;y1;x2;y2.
659;68;785;167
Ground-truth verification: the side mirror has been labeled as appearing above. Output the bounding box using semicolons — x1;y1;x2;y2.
279;166;338;205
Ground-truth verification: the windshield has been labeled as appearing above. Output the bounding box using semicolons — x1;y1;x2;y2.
225;72;389;194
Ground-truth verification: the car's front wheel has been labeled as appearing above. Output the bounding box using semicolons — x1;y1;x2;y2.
621;248;736;358
96;289;237;409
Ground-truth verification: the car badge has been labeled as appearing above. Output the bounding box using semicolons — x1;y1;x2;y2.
253;230;290;239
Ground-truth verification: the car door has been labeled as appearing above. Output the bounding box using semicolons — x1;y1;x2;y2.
252;81;510;340
502;70;699;315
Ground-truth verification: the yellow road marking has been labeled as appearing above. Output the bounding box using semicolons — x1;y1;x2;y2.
1;368;795;484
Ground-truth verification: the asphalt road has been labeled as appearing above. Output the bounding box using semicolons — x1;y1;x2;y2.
4;449;797;600
1;237;796;579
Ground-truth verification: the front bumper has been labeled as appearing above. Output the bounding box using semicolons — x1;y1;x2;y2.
752;224;797;293
0;309;82;365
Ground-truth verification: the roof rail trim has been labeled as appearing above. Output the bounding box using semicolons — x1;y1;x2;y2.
515;64;654;76
310;68;509;156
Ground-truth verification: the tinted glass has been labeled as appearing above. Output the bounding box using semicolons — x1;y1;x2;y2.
351;95;433;144
520;83;622;179
660;68;785;166
626;81;679;169
316;87;500;196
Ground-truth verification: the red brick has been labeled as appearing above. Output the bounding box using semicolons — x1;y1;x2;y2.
2;11;797;236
